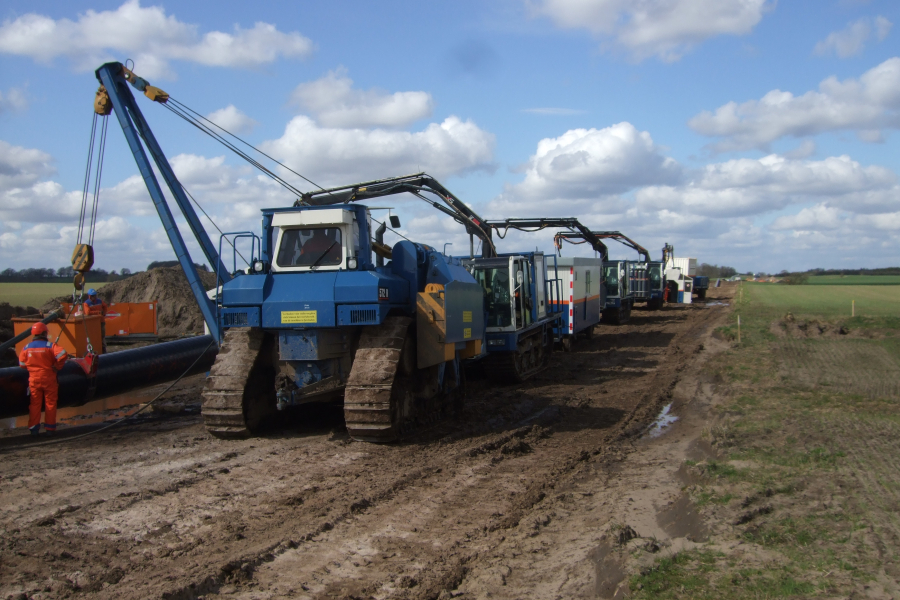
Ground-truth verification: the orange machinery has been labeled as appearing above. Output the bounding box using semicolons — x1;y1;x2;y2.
61;301;158;340
13;315;104;357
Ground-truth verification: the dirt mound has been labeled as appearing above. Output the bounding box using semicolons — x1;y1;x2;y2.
769;317;848;338
769;314;886;339
42;267;218;338
0;303;42;366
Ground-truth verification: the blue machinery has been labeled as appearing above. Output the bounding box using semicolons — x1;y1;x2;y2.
93;62;596;440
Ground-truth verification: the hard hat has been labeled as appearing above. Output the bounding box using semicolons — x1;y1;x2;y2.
87;288;97;296
31;322;48;336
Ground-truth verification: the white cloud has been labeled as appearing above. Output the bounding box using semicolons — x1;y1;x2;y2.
813;16;892;58
689;57;900;151
205;106;258;135
637;154;897;217
490;122;681;213
0;141;55;192
0;0;314;79
771;205;843;231
0;88;28;113
261;115;495;185
529;0;770;62
290;69;433;128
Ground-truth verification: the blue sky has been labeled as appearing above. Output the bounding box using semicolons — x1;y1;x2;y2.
1;0;899;274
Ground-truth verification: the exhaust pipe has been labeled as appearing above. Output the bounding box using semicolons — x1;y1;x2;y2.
0;335;218;420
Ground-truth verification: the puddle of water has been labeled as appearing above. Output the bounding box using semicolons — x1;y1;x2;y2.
704;301;729;307
647;403;678;438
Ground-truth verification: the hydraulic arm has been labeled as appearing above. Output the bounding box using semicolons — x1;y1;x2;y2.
556;230;649;262
484;217;608;258
300;173;497;257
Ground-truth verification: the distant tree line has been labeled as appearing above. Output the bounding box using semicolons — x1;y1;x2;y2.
696;263;737;278
805;267;900;276
0;261;208;283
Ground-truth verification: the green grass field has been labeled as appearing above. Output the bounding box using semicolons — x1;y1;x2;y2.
631;281;900;600
806;274;900;285
0;282;108;308
743;282;900;320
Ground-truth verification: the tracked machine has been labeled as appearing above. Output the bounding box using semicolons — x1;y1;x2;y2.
88;62;499;441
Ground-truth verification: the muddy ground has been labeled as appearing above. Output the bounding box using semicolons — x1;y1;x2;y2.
0;286;734;600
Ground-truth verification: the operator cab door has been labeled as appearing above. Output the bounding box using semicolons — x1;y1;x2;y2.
513;258;534;329
534;254;547;319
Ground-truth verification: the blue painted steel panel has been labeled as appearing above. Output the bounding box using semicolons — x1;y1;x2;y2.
222;274;270;306
333;271;408;306
263;272;338;328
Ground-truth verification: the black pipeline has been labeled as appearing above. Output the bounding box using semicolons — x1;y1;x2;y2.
0;336;218;420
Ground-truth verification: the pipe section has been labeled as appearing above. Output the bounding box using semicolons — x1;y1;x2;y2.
0;335;218;420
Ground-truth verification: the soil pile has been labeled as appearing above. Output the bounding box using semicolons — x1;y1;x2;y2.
43;267;218;338
0;303;42;366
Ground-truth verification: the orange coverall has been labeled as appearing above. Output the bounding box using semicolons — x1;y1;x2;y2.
19;337;68;433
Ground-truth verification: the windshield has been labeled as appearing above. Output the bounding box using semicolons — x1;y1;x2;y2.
649;265;662;289
472;266;513;328
604;265;619;297
276;227;342;268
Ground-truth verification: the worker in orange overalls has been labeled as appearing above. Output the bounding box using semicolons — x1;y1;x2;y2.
83;288;108;353
18;322;68;436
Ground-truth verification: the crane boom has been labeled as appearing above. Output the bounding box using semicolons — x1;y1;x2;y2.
483;217;608;258
301;173;497;257
95;61;227;341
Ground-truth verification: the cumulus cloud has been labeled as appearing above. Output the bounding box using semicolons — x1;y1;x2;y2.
0;141;55;192
637;154;897;217
0;0;314;79
261;115;495;185
529;0;771;62
205;106;258;135
490;122;681;214
814;16;893;58
689;57;900;151
290;69;433;128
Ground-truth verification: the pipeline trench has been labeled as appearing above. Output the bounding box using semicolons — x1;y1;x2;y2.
0;286;734;600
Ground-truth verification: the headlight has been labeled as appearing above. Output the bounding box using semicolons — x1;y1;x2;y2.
347;258;358;269
253;260;265;273
488;339;505;346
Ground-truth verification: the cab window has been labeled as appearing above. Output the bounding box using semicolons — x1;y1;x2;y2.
277;228;343;268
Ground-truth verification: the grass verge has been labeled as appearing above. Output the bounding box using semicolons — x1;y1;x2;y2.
631;282;900;599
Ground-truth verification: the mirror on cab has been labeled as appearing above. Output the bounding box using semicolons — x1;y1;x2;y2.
390;215;401;228
516;270;524;285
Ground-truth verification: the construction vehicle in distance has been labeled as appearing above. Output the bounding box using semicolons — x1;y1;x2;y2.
482;218;608;354
661;244;694;303
661;244;707;301
553;230;654;324
577;231;666;310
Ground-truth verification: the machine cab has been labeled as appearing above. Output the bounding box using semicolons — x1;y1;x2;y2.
604;260;630;299
270;208;369;273
466;254;547;333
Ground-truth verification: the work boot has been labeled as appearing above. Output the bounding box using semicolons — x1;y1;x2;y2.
44;425;57;436
29;426;40;437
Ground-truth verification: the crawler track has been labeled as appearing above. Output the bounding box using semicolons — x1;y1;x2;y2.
343;316;412;442
200;328;274;439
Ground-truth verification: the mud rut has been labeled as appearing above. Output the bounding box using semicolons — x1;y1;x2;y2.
0;289;732;600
